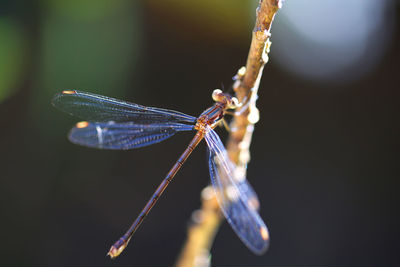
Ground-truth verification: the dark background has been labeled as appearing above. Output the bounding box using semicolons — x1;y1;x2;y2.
0;1;399;266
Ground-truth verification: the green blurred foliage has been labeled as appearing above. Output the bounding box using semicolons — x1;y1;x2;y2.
30;0;141;136
147;0;253;40
39;0;140;94
43;0;130;21
39;14;139;94
0;18;25;103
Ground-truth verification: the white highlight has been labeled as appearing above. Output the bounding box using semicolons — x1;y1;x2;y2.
234;165;246;183
273;0;395;83
96;125;103;145
225;185;239;202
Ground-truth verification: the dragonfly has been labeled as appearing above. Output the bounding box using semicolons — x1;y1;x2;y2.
52;89;269;258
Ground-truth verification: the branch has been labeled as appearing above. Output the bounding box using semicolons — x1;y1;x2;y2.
228;0;281;165
176;1;282;266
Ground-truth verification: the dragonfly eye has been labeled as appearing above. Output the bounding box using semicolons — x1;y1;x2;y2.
228;97;239;109
212;89;238;109
212;89;223;102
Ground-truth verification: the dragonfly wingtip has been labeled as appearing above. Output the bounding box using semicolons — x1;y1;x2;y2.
61;90;77;95
75;121;89;129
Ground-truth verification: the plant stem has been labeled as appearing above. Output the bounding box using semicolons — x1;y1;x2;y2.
175;1;282;266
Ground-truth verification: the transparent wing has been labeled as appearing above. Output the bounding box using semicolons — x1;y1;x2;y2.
52;90;197;124
68;121;194;150
205;127;269;254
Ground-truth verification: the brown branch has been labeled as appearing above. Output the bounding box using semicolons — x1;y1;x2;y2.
175;187;222;267
175;1;282;266
228;0;281;164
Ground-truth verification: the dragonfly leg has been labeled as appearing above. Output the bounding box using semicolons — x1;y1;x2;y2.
221;118;231;132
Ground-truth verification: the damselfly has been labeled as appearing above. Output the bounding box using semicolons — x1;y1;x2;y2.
52;89;269;257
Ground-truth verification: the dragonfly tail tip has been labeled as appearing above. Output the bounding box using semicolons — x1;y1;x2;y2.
107;239;128;259
107;246;119;259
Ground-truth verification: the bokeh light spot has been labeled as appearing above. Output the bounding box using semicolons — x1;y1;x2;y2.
272;0;396;84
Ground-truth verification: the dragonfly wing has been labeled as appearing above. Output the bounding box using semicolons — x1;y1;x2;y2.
69;121;194;150
205;128;269;254
52;90;197;124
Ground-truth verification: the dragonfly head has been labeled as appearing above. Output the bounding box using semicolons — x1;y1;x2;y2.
212;89;239;109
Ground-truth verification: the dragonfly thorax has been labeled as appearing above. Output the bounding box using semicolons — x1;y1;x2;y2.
195;104;225;132
195;90;238;132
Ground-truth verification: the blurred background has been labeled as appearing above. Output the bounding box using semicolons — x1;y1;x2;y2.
0;0;399;266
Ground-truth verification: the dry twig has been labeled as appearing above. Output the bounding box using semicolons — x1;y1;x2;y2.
176;1;282;266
